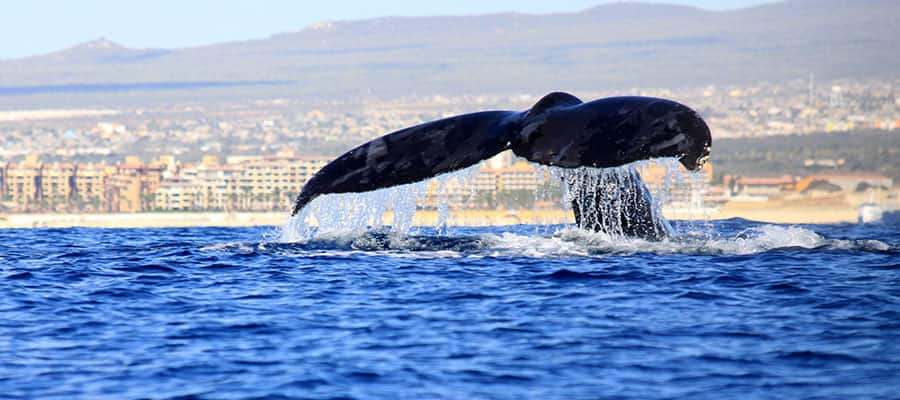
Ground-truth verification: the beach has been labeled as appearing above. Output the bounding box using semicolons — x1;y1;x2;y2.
0;203;871;229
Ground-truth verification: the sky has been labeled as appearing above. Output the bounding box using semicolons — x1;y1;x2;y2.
1;0;780;59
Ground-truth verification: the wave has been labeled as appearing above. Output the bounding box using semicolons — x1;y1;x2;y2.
203;224;895;258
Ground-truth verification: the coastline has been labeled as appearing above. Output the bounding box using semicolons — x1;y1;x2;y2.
0;204;866;229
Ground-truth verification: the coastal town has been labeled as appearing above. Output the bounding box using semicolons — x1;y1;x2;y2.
0;78;897;225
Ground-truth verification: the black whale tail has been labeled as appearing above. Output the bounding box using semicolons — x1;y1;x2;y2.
291;110;522;215
291;92;711;217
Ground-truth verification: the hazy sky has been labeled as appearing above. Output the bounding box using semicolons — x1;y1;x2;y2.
2;0;780;59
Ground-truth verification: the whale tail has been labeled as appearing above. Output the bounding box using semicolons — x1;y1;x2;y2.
291;110;521;215
291;92;710;217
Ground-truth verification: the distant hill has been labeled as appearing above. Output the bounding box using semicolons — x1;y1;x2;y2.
0;0;897;103
23;38;171;65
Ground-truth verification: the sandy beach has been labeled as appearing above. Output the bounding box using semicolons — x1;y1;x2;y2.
0;203;872;229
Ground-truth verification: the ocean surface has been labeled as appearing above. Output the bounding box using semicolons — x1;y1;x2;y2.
1;219;899;399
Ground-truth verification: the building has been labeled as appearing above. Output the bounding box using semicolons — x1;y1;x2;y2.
497;162;542;192
178;162;243;211
141;162;166;209
110;172;142;212
155;179;201;211
725;175;796;198
237;156;328;210
41;163;76;210
74;163;114;210
422;166;497;209
796;174;893;193
0;162;5;202
3;160;42;209
109;157;166;212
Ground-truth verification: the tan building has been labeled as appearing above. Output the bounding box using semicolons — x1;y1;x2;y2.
638;161;715;206
41;163;76;210
238;156;328;210
725;175;796;198
155;179;201;211
797;174;893;193
110;173;142;212
182;163;243;210
422;163;535;209
497;162;541;192
639;161;714;186
0;162;6;202
110;158;166;212
141;163;166;209
418;164;505;209
74;163;114;210
4;160;42;208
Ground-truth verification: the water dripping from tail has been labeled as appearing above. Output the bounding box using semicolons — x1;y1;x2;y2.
551;165;671;239
273;157;712;243
275;164;484;243
276;180;429;242
548;159;713;240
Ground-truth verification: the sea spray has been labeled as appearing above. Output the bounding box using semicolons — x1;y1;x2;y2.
277;157;714;242
278;164;484;242
550;158;713;238
551;164;671;238
429;166;481;235
277;180;427;242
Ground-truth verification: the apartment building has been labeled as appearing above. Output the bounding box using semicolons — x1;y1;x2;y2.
41;163;76;209
74;163;114;209
156;179;203;211
3;160;41;207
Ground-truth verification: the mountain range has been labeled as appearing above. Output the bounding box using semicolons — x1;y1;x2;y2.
0;0;897;104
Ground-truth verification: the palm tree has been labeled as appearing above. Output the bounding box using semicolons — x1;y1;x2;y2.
228;192;238;212
272;187;282;211
254;193;265;211
241;187;252;210
141;193;156;212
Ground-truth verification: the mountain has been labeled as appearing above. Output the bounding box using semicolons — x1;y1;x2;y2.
0;0;897;103
17;38;171;65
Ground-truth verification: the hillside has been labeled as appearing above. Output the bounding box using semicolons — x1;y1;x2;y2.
0;0;897;104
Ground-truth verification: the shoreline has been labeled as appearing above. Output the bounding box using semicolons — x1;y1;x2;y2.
0;205;868;229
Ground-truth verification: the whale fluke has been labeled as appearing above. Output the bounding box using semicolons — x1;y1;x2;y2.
291;110;521;215
291;93;712;230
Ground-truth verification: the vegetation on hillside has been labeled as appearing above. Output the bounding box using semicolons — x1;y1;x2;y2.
712;130;900;180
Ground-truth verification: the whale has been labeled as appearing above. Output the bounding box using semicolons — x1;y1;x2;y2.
290;92;711;238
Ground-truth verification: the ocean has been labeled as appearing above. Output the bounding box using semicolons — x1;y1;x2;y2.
1;219;899;399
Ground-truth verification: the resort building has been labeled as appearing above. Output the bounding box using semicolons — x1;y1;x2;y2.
236;156;329;210
41;163;76;210
796;174;893;193
497;162;544;192
3;159;42;208
724;175;796;198
74;163;114;210
108;158;166;212
155;179;203;211
0;163;5;202
149;155;330;211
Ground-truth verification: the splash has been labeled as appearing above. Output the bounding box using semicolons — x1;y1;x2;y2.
551;164;671;238
547;158;711;238
240;224;895;259
276;158;712;243
277;165;484;242
277;180;426;242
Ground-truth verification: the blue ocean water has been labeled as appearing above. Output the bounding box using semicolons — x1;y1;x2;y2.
1;219;898;399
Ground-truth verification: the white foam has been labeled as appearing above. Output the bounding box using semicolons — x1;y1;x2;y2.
480;225;872;257
276;179;429;242
216;223;893;259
